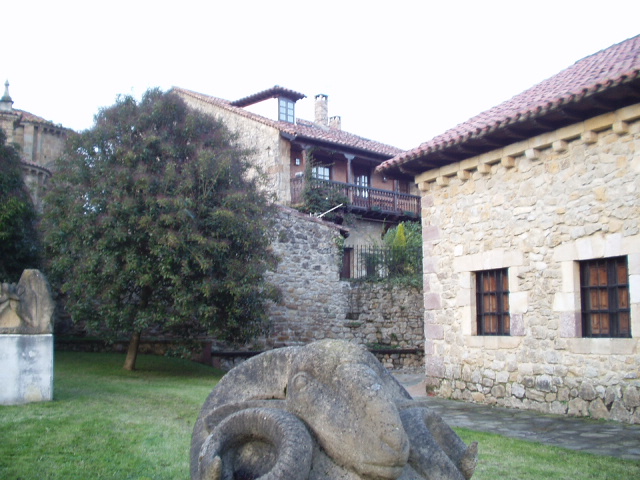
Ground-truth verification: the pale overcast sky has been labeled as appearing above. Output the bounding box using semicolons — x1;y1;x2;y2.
4;1;639;150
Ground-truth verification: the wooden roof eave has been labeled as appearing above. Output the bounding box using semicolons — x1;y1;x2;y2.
282;132;397;164
395;78;640;174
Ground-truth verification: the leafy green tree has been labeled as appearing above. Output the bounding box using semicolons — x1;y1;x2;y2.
0;130;41;281
383;221;422;283
42;89;279;370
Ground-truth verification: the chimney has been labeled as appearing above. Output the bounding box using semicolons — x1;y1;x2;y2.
0;80;14;112
329;116;341;130
315;94;328;126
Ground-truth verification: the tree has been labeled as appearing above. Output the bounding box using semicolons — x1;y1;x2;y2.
383;221;422;283
42;89;279;370
0;130;41;281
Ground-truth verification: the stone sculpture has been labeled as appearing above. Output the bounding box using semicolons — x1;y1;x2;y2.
0;269;54;335
192;339;477;480
0;269;55;405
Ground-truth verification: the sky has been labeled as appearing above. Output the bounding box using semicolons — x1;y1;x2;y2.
3;1;640;150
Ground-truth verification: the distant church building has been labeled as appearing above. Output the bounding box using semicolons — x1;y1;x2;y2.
0;81;69;210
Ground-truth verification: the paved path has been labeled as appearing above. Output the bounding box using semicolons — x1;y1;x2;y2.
393;372;640;461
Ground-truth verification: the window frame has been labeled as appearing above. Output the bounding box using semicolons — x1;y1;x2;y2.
311;165;331;181
579;256;631;338
355;174;369;198
278;98;295;123
476;268;511;336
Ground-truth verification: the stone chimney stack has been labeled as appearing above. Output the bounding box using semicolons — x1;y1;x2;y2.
0;80;14;112
315;94;328;126
329;116;341;130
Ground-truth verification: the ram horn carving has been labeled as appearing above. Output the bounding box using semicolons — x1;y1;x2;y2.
192;339;477;480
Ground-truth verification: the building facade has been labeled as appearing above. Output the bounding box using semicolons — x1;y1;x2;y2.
173;86;420;247
0;81;68;211
379;35;640;422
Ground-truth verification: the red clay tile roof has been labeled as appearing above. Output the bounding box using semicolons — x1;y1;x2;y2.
230;85;306;107
378;34;640;174
1;108;66;128
172;87;403;158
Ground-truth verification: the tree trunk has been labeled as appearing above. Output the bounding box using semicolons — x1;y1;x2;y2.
124;331;141;371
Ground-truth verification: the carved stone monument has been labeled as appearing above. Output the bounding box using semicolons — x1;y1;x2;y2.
0;270;55;405
192;339;478;479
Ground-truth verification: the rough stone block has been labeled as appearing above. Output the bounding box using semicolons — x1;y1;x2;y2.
579;382;598;401
568;398;589;417
610;400;631;423
623;386;640;408
588;398;610;420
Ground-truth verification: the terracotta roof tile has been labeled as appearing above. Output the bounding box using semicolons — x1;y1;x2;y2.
2;108;67;129
230;85;306;107
173;87;403;158
379;34;640;172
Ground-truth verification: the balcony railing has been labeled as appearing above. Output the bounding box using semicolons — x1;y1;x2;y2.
290;176;420;217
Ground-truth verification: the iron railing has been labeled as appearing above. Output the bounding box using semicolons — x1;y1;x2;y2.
290;177;420;217
341;245;423;280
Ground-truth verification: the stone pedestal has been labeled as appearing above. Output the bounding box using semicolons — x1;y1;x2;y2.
0;334;53;404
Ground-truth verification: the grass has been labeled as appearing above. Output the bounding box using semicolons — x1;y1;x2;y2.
1;352;639;480
0;352;222;480
456;429;640;480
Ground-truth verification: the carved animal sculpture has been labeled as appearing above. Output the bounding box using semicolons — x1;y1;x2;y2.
191;340;477;480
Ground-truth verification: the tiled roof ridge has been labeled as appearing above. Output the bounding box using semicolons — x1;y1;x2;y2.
172;87;403;157
380;33;640;170
2;108;67;129
230;85;306;107
20;160;53;174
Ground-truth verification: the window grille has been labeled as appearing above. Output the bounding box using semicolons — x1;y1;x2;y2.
580;256;630;338
476;268;510;335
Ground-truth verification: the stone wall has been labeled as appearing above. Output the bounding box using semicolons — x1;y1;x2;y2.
416;104;640;423
177;92;292;204
264;206;424;369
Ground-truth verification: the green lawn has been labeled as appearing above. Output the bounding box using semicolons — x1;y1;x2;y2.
1;352;638;480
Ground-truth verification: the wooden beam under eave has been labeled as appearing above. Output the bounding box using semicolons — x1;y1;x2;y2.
402;158;440;175
498;125;531;141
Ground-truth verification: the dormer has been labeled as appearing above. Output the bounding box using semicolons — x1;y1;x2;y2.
230;85;305;123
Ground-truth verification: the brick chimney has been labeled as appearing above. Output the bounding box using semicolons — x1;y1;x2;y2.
315;94;328;126
329;116;341;130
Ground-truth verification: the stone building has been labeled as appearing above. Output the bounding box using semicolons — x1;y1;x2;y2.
172;86;420;247
379;35;640;422
0;81;69;211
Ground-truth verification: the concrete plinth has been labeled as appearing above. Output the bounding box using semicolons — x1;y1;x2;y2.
0;334;53;405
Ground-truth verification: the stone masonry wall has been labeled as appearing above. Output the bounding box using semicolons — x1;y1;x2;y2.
177;92;292;203
417;105;640;423
264;206;424;369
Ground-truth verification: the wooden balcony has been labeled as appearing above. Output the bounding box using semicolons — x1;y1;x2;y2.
290;176;421;219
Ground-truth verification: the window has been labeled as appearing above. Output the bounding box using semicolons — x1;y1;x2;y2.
580;256;630;338
476;268;510;335
355;174;369;198
278;98;295;123
312;165;331;181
